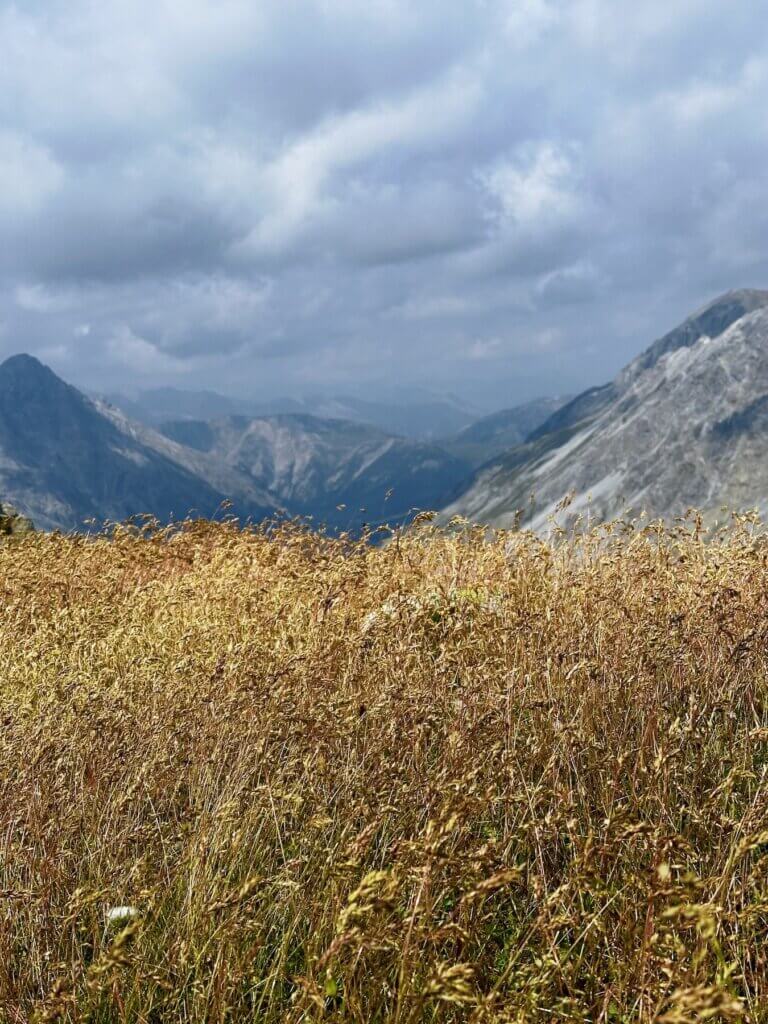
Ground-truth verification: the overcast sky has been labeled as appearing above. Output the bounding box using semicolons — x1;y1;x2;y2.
1;0;768;408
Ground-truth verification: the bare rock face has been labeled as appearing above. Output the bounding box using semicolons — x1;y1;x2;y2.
445;290;768;530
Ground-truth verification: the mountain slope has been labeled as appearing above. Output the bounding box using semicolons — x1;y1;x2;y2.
161;413;473;529
0;355;277;530
444;395;571;467
445;289;768;529
94;400;278;515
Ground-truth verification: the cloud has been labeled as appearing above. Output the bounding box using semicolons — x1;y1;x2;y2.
535;261;606;306
239;66;484;257
502;0;558;47
480;143;584;230
0;133;63;218
664;58;767;124
106;326;192;376
15;283;77;313
467;336;504;360
0;0;767;408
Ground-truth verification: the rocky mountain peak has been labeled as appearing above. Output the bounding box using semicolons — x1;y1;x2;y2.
445;289;768;530
0;352;66;388
0;353;90;430
618;288;768;386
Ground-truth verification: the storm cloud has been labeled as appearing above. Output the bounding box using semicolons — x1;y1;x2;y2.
2;0;768;406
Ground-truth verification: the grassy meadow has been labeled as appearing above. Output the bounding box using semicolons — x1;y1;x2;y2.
2;513;768;1022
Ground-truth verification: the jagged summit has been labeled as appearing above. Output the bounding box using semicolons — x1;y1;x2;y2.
620;289;768;383
699;286;768;309
0;354;89;429
445;289;768;529
690;287;768;319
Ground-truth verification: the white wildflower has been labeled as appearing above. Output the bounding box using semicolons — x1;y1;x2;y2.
105;905;140;925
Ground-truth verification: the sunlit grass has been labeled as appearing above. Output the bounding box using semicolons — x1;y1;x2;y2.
2;512;768;1021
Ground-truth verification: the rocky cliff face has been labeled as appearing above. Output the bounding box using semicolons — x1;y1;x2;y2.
444;290;768;530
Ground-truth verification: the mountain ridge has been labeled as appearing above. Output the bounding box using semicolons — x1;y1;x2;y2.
159;412;474;530
443;395;572;467
0;353;572;533
444;289;768;530
103;386;482;440
0;355;279;530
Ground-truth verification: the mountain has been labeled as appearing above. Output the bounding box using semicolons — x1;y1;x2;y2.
106;387;480;439
0;355;278;531
296;393;479;439
443;395;572;467
101;387;264;423
445;289;768;529
160;413;473;529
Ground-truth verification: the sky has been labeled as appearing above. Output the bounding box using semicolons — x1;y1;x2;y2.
1;0;768;409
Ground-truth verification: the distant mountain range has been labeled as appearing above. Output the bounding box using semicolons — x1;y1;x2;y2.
0;355;564;532
21;283;768;538
102;386;483;440
444;396;572;466
445;289;768;529
159;414;470;530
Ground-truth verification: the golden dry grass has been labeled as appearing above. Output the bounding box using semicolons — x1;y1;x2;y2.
2;513;768;1022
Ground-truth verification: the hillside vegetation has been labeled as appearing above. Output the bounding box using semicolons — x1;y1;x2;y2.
3;514;768;1021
